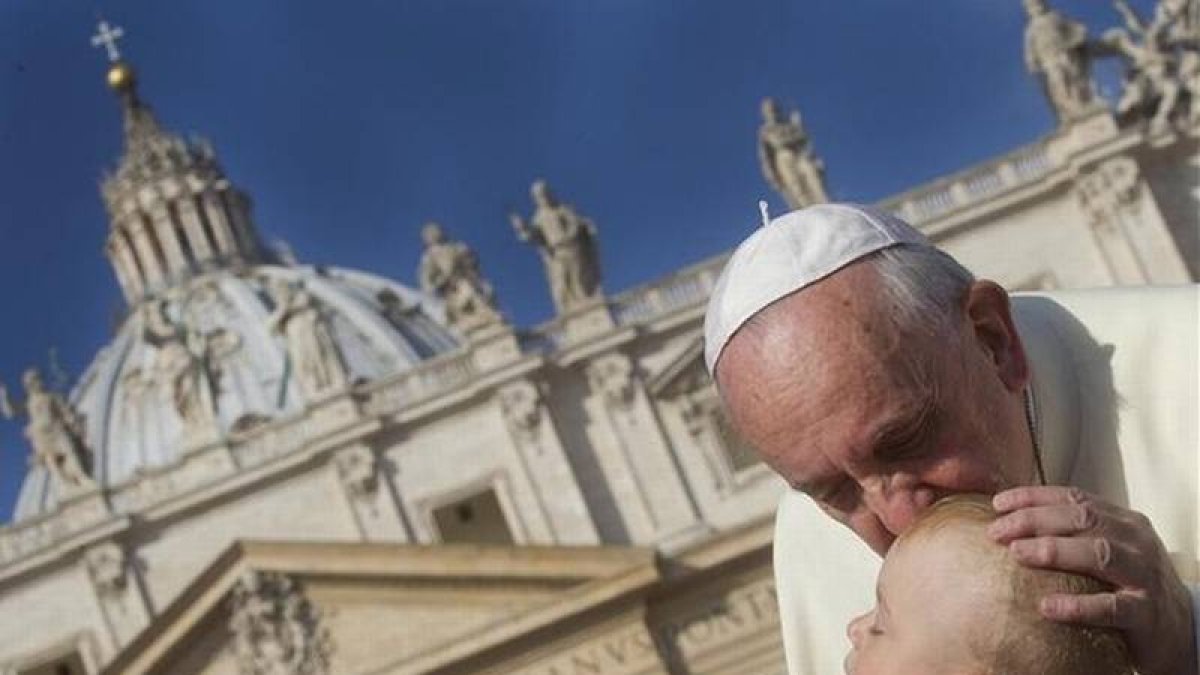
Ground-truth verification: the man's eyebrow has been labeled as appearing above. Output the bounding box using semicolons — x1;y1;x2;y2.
868;395;937;453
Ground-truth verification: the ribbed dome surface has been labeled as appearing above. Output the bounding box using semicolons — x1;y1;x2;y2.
13;263;458;520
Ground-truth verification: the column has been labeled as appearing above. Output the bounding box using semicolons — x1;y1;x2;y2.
126;215;167;291
186;192;234;258
106;235;141;302
200;191;239;259
222;190;260;257
176;196;215;264
148;203;191;279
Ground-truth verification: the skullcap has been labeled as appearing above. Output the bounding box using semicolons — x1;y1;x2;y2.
703;203;932;374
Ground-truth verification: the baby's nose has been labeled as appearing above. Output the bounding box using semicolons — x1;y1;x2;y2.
846;610;872;646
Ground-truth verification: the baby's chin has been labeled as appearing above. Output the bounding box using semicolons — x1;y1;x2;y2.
843;646;857;675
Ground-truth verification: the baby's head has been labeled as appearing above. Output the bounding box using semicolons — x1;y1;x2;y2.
843;494;1132;675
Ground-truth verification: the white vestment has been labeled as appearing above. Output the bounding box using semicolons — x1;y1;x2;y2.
774;285;1199;675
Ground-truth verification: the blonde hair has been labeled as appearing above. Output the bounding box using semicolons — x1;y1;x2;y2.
900;494;1133;675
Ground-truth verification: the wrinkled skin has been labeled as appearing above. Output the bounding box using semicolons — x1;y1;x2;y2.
716;262;1195;675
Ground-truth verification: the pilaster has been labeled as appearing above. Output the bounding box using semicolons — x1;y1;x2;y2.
84;541;152;652
1075;156;1191;285
497;378;601;545
585;353;702;546
335;443;412;542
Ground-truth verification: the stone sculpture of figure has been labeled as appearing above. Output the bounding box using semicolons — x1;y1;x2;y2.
0;368;94;492
417;222;502;333
227;570;331;675
1102;0;1199;129
143;299;239;442
1023;0;1100;124
1172;0;1200;124
758;98;829;209
267;279;348;400
510;180;602;314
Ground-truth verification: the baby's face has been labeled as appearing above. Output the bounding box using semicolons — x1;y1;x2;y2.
844;524;999;675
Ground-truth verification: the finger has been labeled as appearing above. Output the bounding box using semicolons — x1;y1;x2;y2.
1037;591;1140;630
1008;536;1146;588
988;502;1101;542
993;485;1095;513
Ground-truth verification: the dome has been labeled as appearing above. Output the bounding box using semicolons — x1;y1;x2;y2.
12;264;458;520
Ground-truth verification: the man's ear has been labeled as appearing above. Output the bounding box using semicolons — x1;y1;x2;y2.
963;280;1029;392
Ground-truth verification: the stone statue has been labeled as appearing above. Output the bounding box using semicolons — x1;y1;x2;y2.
1172;0;1200;124
227;570;332;675
417;222;502;333
1023;0;1101;124
1101;0;1200;129
267;279;349;400
0;368;95;492
758;98;829;209
143;299;239;442
510;180;602;314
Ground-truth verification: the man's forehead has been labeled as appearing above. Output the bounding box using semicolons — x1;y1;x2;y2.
721;264;882;361
701;203;932;375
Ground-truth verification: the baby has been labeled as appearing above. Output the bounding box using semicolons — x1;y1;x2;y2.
843;494;1132;675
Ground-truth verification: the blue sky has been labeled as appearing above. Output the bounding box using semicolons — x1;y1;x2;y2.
0;1;1138;520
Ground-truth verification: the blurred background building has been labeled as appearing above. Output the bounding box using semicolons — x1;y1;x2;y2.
0;2;1196;673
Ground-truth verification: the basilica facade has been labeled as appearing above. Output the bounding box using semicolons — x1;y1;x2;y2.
0;4;1196;674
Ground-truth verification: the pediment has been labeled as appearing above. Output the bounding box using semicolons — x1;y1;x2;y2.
103;540;657;675
645;336;712;399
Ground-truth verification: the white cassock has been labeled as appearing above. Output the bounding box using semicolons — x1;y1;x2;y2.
774;285;1199;675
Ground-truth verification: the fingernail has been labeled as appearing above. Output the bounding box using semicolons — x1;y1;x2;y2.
986;520;1006;540
992;492;1011;511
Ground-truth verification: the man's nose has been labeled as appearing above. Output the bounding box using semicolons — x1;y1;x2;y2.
861;477;931;535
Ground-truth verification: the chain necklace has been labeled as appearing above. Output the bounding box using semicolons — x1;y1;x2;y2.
1024;385;1047;485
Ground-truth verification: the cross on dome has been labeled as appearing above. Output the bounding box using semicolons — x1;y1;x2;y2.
91;19;125;63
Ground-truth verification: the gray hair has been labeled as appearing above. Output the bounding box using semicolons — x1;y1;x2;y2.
869;244;976;339
724;243;976;383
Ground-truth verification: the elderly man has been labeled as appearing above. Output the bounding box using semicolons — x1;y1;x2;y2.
704;204;1197;675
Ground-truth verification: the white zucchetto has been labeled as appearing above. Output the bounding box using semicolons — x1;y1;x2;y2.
703;203;932;374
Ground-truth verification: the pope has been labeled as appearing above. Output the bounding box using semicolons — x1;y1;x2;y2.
703;203;1198;675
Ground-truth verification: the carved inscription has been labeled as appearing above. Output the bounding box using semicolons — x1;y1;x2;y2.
515;580;778;674
656;580;779;660
518;623;659;675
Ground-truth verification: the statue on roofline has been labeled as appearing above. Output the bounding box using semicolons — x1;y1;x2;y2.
510;180;603;314
1;367;95;493
417;221;502;334
758;97;829;209
1100;0;1200;130
1022;0;1103;125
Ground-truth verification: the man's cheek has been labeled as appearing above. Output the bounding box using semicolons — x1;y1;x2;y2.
845;510;895;555
921;452;1005;494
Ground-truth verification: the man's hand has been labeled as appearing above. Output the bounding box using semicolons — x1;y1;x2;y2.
989;486;1195;675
